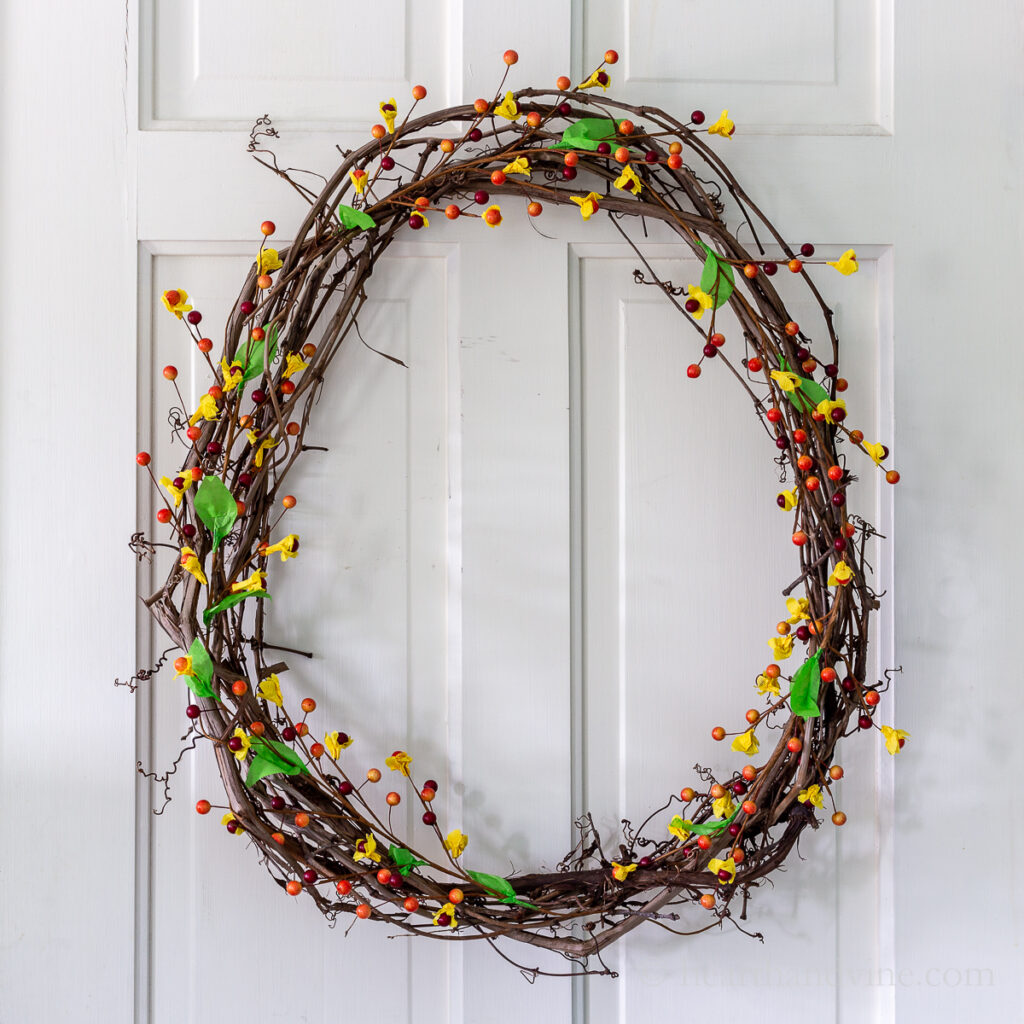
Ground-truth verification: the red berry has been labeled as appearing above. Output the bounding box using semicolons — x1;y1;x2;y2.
163;365;178;380
156;508;172;524
136;452;151;467
286;880;302;896
197;337;213;353
747;357;763;372
403;896;419;912
604;49;619;64
766;407;782;423
195;799;211;814
503;49;519;65
686;364;701;379
261;221;275;236
336;879;352;895
490;170;506;186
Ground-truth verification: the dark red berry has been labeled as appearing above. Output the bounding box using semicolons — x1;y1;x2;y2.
596;142;611;155
728;824;740;837
639;856;652;867
240;300;255;315
187;311;202;325
424;779;438;790
795;346;809;361
775;436;790;450
338;780;354;796
228;736;243;751
732;781;746;795
562;166;578;180
703;343;717;358
644;150;658;163
800;243;815;257
558;102;571;116
684;298;699;313
252;389;266;403
763;262;778;276
282;726;297;741
182;524;196;539
238;472;253;487
408;214;424;230
206;442;221;455
380;156;395;171
833;537;847;551
473;190;489;205
270;796;285;810
795;625;810;642
858;714;872;729
831;491;846;506
718;869;732;881
422;811;437;826
303;869;317;883
468;128;482;142
824;364;839;377
691;110;705;124
186;704;201;719
830;407;846;422
842;677;856;692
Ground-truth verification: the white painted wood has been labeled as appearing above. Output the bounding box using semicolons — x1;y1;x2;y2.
2;2;1022;1022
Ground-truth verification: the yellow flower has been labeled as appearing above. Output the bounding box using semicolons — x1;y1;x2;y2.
220;358;244;393
708;856;737;883
174;655;194;679
355;833;381;863
786;597;810;623
482;204;502;227
264;534;300;561
880;725;910;755
707;110;735;139
256;673;283;706
494;91;520;121
767;635;794;660
667;815;691;842
502;157;531;177
712;794;735;819
160;472;194;507
325;730;353;759
770;370;803;393
246;430;280;468
571;191;602;220
179;546;207;586
613;164;643;194
611;861;637;882
797;784;824;808
221;811;244;835
282;353;309;380
385;750;412;776
432;902;458;929
828;560;854;587
161;289;193;318
232;727;251;762
379;97;398;133
731;729;759;755
862;441;887;465
755;673;781;697
230;569;266;594
686;284;714;320
815;398;847;420
188;393;219;427
577;69;610;91
827;249;859;275
777;488;798;511
444;830;468;858
257;248;283;274
349;169;367;194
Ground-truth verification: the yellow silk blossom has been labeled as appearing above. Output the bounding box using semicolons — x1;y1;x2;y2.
577;69;610;91
220;359;244;393
385;750;412;776
862;441;887;465
571;191;602;220
379;98;398;133
768;635;794;660
611;861;637;882
828;560;854;587
786;597;810;623
256;673;283;707
325;730;354;759
257;248;283;274
179;546;208;586
160;472;194;507
613;164;643;194
355;833;381;863
707;110;735;139
432;902;458;929
770;369;803;392
282;353;309;380
755;673;781;697
221;812;244;836
230;569;267;594
708;856;737;883
349;169;367;194
482;205;501;228
880;725;910;755
189;393;219;427
246;430;280;468
264;534;300;561
444;830;468;858
777;488;798;512
494;91;520;121
827;249;859;275
686;285;714;320
712;794;735;819
502;157;531;177
731;729;759;755
667;815;691;842
174;655;194;680
798;784;825;808
161;289;192;318
815;398;847;420
232;727;251;762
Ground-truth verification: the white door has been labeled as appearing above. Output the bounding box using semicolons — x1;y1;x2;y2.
2;2;1020;1022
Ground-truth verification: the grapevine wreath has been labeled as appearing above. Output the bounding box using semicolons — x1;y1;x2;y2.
126;50;905;976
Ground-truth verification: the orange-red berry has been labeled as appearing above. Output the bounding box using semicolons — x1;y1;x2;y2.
260;221;275;236
195;799;211;814
286;880;302;896
412;85;427;100
503;49;519;65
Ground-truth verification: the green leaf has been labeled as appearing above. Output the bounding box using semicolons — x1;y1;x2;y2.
698;241;735;308
235;322;279;385
337;203;377;232
193;475;238;550
779;357;830;414
790;650;822;719
466;870;538;910
388;844;427;877
244;736;310;787
185;636;219;700
552;117;622;151
202;589;270;627
669;805;741;837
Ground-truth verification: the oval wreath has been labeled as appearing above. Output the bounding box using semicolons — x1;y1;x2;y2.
129;51;904;975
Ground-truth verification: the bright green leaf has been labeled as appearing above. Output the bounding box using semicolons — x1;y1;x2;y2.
668;805;741;837
185;636;219;700
466;870;538;910
698;241;735;308
235;322;279;385
790;650;822;719
202;589;270;627
193;475;238;550
552;117;622;151
337;203;377;232
388;844;427;877
244;736;309;787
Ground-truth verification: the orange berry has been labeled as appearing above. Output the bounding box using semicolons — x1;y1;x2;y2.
257;274;272;290
864;690;881;706
741;800;757;815
490;170;506;186
260;221;275;236
473;98;489;114
829;765;844;780
832;811;847;826
440;139;455;153
667;154;682;169
527;201;543;217
741;765;757;782
697;835;712;851
239;414;254;429
301;697;316;713
294;722;309;737
271;832;285;844
849;429;865;444
197;337;213;353
787;737;802;753
280;379;295;395
792;531;808;546
208;385;223;401
731;848;745;864
174;656;189;674
805;476;820;492
414;196;430;210
412;84;427;100
448;888;465;904
563;150;579;166
483;207;502;226
386;791;401;806
885;470;901;485
156;508;172;524
336;879;352;895
556;75;571;91
743;263;758;279
355;903;372;919
788;258;803;273
618;120;634;135
680;787;695;802
283;495;297;509
286;880;302;896
526;111;542;128
445;204;461;219
367;768;382;783
295;812;310;828
745;708;759;724
828;464;843;481
286;421;300;436
231;680;247;696
711;726;726;741
836;377;849;392
604;49;619;64
371;124;386;139
503;49;519;65
195;799;211;815
420;787;435;802
777;621;791;636
249;721;265;736
164;289;181;306
710;784;725;799
785;321;800;336
700;894;715;909
802;358;817;374
310;742;325;758
162;365;178;381
765;664;781;679
614;146;630;163
136;451;151;467
403;896;420;912
377;868;392;885
251;326;265;342
820;667;837;684
797;454;813;471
